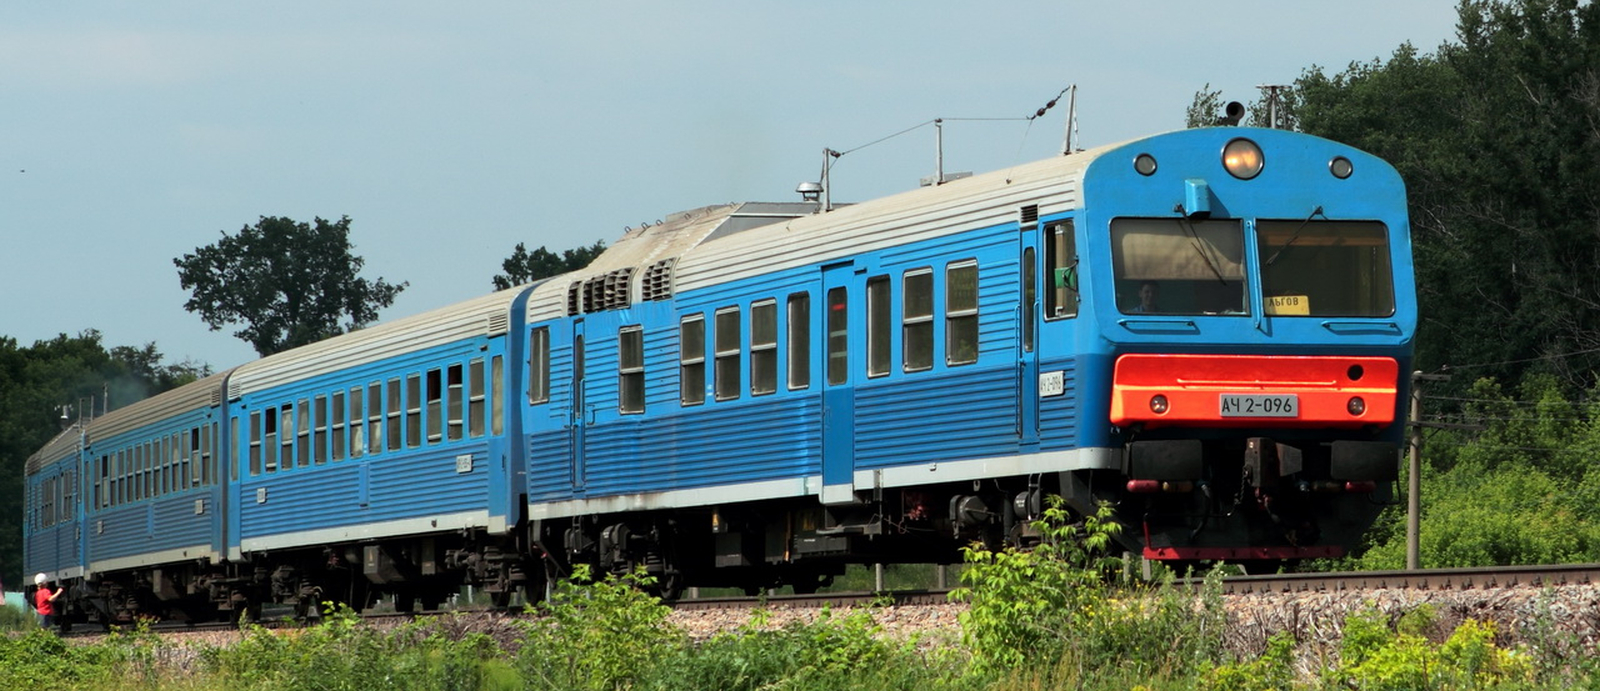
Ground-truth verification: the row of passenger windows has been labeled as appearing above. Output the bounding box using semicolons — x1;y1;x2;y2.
526;260;985;415
29;468;77;530
91;423;221;511
245;356;504;476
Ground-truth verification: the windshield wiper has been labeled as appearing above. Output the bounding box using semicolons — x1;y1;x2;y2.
1174;215;1230;286
1264;205;1326;267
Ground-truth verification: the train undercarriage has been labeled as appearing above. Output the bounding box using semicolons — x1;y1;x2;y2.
52;437;1393;626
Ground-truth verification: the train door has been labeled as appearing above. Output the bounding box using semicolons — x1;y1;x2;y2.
568;321;587;494
1019;228;1042;447
820;263;855;505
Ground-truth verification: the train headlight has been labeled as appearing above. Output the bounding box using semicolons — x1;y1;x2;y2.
1133;153;1158;176
1222;138;1264;180
1347;397;1366;416
1329;156;1353;179
1149;394;1169;414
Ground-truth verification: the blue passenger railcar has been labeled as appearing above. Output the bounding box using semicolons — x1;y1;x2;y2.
23;372;231;626
224;288;534;614
23;429;84;593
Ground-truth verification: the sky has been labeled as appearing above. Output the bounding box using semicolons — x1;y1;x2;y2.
1;2;1463;372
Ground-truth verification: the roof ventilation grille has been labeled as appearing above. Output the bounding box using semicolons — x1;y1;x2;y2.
643;259;676;301
1019;204;1040;231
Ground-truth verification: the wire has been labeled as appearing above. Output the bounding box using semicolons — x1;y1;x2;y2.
1438;345;1600;372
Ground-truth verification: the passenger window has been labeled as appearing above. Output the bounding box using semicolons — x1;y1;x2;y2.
386;379;403;452
426;369;443;443
751;301;777;396
867;275;890;378
620;326;645;413
468;360;485;437
529;326;551;404
947;260;979;365
714;307;741;401
787;293;810;390
331;391;346;461
447;364;464;441
406;374;423;448
826;287;848;385
1044;221;1079;319
903;269;933;372
490;356;505;436
681;316;706;406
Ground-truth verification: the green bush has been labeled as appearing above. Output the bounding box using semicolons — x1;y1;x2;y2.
0;601;35;631
1326;606;1534;691
645;606;960;691
514;565;684;690
202;603;508;691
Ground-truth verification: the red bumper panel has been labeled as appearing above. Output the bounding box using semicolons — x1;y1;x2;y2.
1143;544;1346;561
1109;354;1399;429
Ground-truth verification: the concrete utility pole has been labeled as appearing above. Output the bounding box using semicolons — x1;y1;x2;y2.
1407;371;1452;569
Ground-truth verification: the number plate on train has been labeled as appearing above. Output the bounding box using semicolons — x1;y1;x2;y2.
1219;394;1299;417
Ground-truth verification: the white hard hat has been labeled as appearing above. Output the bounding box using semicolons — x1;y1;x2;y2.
33;573;46;586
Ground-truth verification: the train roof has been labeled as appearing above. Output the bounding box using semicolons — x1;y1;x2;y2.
229;286;532;396
25;369;234;476
524;141;1116;321
24;426;82;476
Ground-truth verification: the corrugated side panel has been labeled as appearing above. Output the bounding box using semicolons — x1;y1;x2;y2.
90;370;231;441
238;439;492;540
24;524;79;576
854;365;1019;468
230;288;524;396
150;495;212;554
527;429;575;501
88;504;150;562
1037;357;1081;452
581;396;822;496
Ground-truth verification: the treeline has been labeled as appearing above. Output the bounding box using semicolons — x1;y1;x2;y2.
1234;0;1600;569
1222;0;1600;392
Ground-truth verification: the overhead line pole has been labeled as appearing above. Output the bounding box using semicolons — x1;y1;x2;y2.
1407;371;1451;570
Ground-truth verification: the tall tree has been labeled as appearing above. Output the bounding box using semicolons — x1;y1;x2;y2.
1295;0;1600;389
492;239;607;291
175;216;408;357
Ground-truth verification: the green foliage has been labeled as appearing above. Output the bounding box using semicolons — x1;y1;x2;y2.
951;496;1228;687
1200;630;1297;691
1357;374;1600;569
646;606;957;691
0;628;133;690
1291;0;1600;389
950;497;1122;674
202;604;506;691
1328;607;1534;690
0;601;33;630
174;215;408;356
514;565;682;690
491;239;607;291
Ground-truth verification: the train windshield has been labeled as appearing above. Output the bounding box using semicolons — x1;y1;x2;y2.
1257;220;1394;317
1111;219;1247;315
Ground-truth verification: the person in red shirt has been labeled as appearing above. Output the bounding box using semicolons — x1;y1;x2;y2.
32;573;61;630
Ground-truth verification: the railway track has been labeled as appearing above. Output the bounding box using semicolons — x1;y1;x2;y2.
57;562;1600;636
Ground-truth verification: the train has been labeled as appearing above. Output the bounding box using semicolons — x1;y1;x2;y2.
24;123;1415;624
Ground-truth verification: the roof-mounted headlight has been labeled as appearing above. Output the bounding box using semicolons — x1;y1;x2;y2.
1222;138;1264;180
